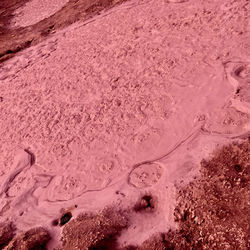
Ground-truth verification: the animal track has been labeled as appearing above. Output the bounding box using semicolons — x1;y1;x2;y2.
46;174;87;201
128;162;163;188
224;61;250;111
0;150;32;197
233;64;250;81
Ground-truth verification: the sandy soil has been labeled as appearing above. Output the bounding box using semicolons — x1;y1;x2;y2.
0;0;126;63
0;0;249;249
11;0;70;28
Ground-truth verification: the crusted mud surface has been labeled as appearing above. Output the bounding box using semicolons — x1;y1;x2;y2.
0;0;250;249
0;0;126;63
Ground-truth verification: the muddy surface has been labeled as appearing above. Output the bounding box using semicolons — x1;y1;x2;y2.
0;0;249;249
0;0;126;63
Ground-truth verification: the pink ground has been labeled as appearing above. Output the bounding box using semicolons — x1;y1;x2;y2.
0;0;249;249
11;0;69;27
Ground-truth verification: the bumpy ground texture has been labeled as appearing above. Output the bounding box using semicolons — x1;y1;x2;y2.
0;0;126;62
56;141;250;250
0;0;249;249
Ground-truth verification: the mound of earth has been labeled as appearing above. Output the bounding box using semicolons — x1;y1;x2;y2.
61;207;128;250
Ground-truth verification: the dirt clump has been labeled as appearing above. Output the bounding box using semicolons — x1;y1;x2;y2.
4;227;51;250
0;222;16;249
61;207;128;250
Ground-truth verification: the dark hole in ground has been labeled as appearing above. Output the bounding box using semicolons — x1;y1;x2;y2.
234;164;242;172
60;212;72;226
134;195;155;212
184;233;191;243
183;210;189;221
6;50;13;54
51;219;59;226
49;25;55;30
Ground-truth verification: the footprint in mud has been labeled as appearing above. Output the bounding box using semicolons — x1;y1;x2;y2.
96;159;115;175
232;63;250;82
45;174;87;201
6;173;34;198
128;162;163;189
0;150;32;197
226;62;250;87
85;153;126;190
232;64;250;104
225;62;250;110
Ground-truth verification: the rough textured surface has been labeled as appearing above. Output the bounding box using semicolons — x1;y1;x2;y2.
0;0;249;249
61;207;128;250
11;0;70;28
124;140;250;250
4;227;51;250
0;222;16;249
0;0;29;31
167;140;250;250
135;234;165;250
0;0;126;62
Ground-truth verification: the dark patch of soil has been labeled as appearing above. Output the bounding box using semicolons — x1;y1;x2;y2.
59;212;72;226
0;0;126;64
51;219;59;227
4;227;51;250
61;207;128;250
134;195;156;213
0;222;16;249
0;0;30;32
125;140;250;250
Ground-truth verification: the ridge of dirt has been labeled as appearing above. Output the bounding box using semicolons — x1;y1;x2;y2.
0;0;126;63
